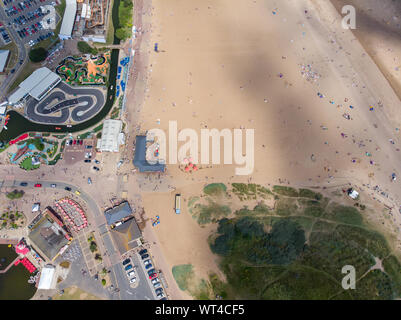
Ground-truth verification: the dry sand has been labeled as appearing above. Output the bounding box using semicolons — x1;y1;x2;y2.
126;0;401;298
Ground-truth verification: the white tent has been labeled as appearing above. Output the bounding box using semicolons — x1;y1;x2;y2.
37;265;56;290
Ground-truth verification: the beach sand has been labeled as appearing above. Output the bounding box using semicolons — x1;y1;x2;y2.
126;0;401;298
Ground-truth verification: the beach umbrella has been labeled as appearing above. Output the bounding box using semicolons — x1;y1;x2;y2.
185;166;190;172
188;163;193;168
193;165;198;171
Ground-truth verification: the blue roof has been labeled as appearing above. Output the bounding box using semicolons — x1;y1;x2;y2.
133;136;165;172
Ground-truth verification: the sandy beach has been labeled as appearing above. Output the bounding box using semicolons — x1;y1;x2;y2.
125;0;401;299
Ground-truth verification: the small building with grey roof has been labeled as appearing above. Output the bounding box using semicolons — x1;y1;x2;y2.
104;201;133;226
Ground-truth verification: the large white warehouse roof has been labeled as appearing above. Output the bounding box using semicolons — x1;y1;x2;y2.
59;0;77;40
8;67;61;104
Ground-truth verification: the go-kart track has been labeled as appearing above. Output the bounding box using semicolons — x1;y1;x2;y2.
25;82;105;124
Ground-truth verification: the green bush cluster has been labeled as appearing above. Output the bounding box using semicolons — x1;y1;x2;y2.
77;41;98;55
6;190;25;199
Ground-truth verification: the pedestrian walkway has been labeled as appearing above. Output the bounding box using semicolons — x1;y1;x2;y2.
0;256;20;274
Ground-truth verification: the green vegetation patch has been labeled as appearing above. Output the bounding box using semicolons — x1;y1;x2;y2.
115;0;133;41
298;188;323;200
6;190;25;200
20;156;40;170
172;264;194;291
77;41;98;55
203;183;227;197
272;185;299;197
323;204;363;226
231;183;272;201
353;269;396;300
207;195;401;300
191;200;231;225
275;198;299;216
382;255;401;295
28;47;47;62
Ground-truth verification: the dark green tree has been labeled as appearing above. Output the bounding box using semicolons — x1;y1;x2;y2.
29;47;47;62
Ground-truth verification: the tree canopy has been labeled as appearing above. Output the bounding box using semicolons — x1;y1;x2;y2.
28;47;47;62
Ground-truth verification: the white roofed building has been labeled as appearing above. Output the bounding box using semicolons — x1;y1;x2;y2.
8;67;61;105
0;50;10;73
37;264;56;290
59;0;77;40
97;119;124;152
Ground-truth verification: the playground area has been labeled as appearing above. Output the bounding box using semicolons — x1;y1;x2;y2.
56;51;111;86
7;134;63;170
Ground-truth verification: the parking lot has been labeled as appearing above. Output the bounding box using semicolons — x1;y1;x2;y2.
119;248;167;300
64;138;96;165
2;0;59;47
0;25;11;45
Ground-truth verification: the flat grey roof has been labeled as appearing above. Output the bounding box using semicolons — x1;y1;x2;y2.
59;0;77;38
104;201;133;225
0;50;9;72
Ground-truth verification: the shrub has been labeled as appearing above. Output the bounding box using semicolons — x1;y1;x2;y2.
77;41;97;55
6;190;25;199
29;47;47;62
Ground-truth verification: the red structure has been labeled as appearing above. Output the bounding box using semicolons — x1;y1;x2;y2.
9;133;29;145
14;257;36;273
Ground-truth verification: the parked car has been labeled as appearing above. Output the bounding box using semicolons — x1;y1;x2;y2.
145;264;153;270
149;273;158;280
157;293;165;299
127;271;135;277
93;166;100;171
64;186;71;191
87;177;92;184
124;264;133;271
153;282;161;289
122;258;131;265
75;190;81;195
151;278;160;285
147;269;156;276
85;145;92;149
50;184;56;188
84;159;91;163
143;259;151;266
155;288;163;295
141;254;149;260
129;277;137;284
34;183;42;187
94;159;100;164
139;249;148;256
20;182;28;186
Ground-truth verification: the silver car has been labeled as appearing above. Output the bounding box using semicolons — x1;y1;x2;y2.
153;282;161;289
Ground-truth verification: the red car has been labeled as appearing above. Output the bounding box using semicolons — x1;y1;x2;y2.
34;183;42;188
73;140;76;145
55;127;61;130
149;273;158;280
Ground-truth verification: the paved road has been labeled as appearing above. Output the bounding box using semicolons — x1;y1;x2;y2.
25;82;105;124
0;178;156;300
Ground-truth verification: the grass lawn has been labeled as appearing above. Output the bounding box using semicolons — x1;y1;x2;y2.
52;286;102;300
19;156;40;170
